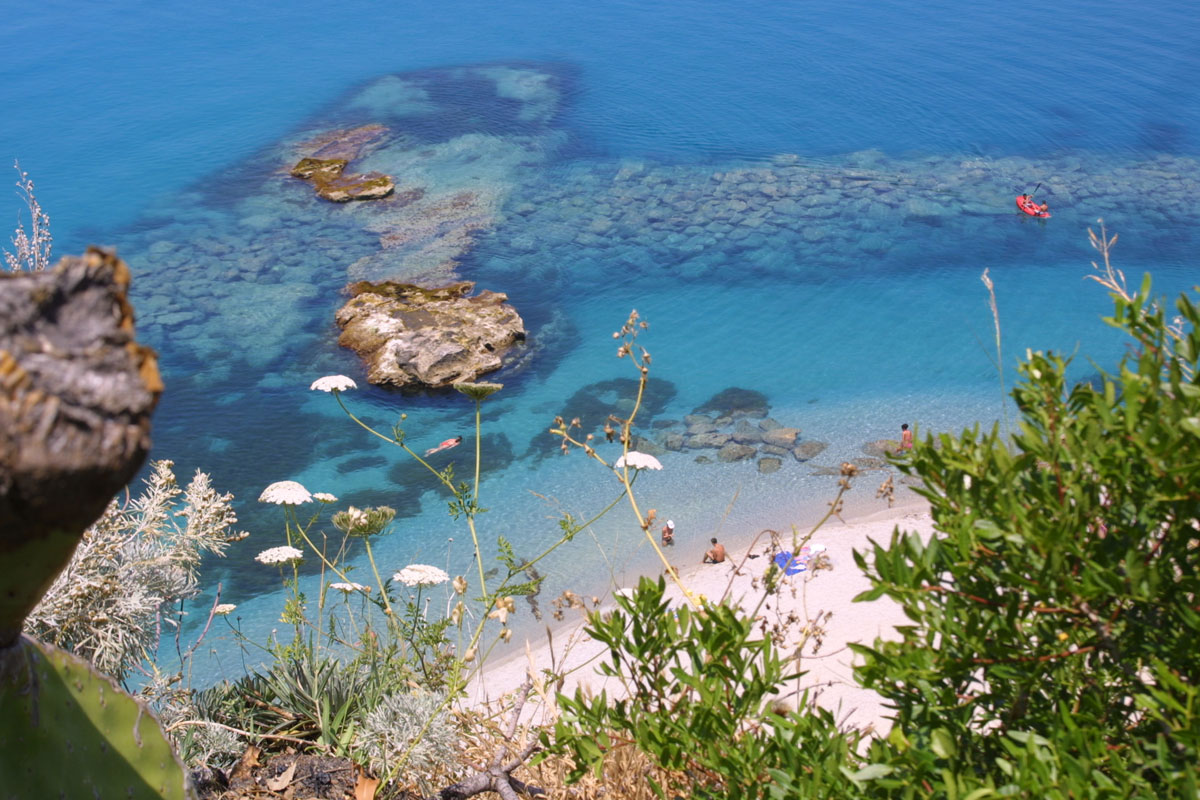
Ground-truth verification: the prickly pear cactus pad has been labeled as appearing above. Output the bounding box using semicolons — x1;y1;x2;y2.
0;248;161;647
0;635;194;799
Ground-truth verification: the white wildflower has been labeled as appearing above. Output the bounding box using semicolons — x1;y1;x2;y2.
313;492;338;503
310;375;357;392
213;604;237;616
329;582;370;593
393;564;450;587
614;451;663;471
255;546;304;565
258;481;312;505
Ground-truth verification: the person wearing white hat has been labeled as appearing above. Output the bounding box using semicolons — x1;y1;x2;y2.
661;519;676;546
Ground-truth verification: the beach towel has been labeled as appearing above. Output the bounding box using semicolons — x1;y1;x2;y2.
773;550;806;575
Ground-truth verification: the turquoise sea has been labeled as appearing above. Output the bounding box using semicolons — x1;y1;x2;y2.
4;0;1199;680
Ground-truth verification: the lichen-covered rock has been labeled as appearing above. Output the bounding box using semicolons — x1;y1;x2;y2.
313;171;395;202
290;157;348;181
289;125;396;203
0;249;161;646
335;280;525;389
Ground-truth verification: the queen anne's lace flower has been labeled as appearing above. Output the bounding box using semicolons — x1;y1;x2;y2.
614;451;663;471
255;546;304;565
313;492;338;503
258;481;312;505
310;375;357;392
329;582;370;593
213;604;237;615
393;564;450;587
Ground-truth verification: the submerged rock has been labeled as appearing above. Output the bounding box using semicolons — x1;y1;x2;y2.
792;441;829;462
717;442;757;462
335;280;525;389
694;387;770;419
758;457;783;474
861;439;897;459
687;431;732;449
762;427;800;448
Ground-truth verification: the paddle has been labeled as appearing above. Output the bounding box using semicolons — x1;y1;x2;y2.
1028;182;1042;198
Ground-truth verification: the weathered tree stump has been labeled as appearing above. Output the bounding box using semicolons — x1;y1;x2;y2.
0;248;161;646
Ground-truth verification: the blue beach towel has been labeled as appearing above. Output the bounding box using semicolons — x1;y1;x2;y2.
773;551;806;575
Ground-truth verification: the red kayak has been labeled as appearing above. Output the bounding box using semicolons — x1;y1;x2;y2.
1016;195;1050;218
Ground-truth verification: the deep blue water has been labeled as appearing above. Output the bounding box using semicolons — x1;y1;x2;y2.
4;0;1198;680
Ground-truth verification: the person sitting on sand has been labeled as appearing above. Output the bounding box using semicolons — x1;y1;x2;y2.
661;519;675;546
703;537;726;564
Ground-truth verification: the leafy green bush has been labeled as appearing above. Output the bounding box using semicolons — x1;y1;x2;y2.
550;247;1200;798
551;577;862;799
853;273;1200;797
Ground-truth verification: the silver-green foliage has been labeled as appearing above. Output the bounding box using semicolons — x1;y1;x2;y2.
3;161;52;272
23;460;243;682
353;689;462;782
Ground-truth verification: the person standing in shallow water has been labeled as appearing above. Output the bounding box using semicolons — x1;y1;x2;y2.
661;519;675;546
898;423;913;453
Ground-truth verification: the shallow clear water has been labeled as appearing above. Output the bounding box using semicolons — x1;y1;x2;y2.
3;0;1198;681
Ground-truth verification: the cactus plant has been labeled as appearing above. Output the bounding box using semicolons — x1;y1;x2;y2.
0;635;194;799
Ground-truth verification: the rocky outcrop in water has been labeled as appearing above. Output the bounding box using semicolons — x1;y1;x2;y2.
334;280;525;389
291;158;395;202
290;124;396;202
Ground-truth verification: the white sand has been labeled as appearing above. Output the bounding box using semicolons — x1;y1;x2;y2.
467;496;936;735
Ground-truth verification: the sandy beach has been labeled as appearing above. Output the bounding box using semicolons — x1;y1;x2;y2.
468;493;936;735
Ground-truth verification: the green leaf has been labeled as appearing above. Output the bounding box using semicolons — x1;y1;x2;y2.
931;728;957;759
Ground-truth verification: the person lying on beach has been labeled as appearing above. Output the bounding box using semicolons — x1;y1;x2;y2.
703;537;726;564
424;436;463;456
